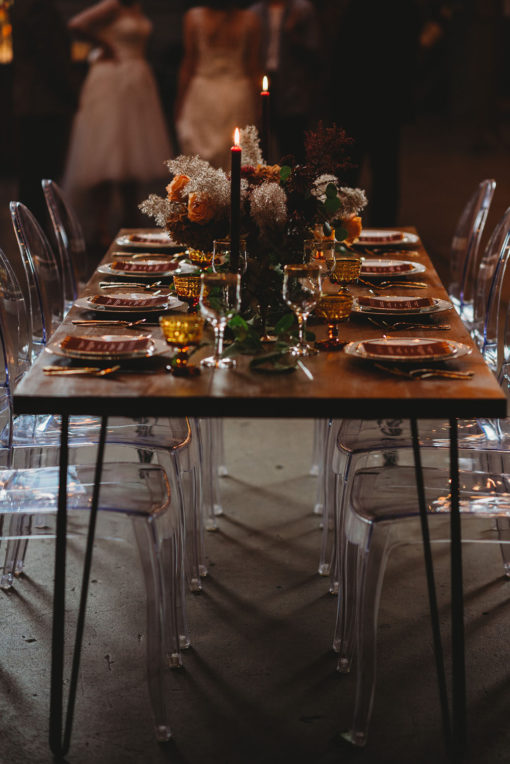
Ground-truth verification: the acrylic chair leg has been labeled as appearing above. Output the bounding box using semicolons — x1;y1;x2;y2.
310;418;327;478
132;514;183;742
495;517;510;577
199;418;222;531
213;418;228;480
343;526;390;748
1;515;32;588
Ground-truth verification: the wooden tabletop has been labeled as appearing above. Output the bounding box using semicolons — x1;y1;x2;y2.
13;229;507;420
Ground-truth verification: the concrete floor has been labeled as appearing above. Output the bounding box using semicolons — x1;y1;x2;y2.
1;418;510;764
2;116;510;763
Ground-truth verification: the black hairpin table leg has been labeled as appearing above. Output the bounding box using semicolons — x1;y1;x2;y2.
449;417;466;762
49;415;108;758
411;419;452;752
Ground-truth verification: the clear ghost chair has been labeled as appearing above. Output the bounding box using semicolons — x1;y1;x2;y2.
448;178;495;327
0;240;202;604
0;460;184;741
41;178;83;310
333;439;510;748
10;201;64;347
318;204;510;588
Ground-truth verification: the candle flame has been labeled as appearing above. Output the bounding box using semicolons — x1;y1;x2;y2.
234;127;240;147
262;75;269;92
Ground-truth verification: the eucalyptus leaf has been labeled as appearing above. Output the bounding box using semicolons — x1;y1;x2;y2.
280;165;292;183
274;312;296;335
325;183;338;198
324;196;341;215
334;227;349;241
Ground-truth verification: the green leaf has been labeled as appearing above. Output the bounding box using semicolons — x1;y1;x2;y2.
334;226;349;242
324;196;341;215
323;221;332;238
325;183;338;198
280;165;292;183
274;312;296;335
250;350;297;374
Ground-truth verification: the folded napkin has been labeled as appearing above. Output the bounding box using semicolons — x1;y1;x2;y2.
358;296;434;310
60;334;152;355
111;260;178;273
90;292;169;308
361;339;451;357
361;262;414;274
359;231;405;244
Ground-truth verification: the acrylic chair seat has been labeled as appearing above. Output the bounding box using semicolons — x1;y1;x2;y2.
0;461;184;741
333;448;510;748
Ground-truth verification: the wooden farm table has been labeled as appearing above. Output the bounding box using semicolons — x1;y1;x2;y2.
13;228;507;761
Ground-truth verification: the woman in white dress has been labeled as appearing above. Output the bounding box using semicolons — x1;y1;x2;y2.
63;0;172;248
175;1;261;170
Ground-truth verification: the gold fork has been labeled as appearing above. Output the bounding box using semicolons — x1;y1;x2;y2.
373;362;473;380
43;365;121;376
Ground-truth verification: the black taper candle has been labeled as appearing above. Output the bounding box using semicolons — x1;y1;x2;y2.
261;76;270;163
230;128;241;273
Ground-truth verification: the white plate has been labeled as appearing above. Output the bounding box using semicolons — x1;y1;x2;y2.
115;231;179;249
359;259;426;278
355;230;420;248
344;337;472;363
46;336;168;361
98;261;198;278
353;297;452;316
75;294;185;313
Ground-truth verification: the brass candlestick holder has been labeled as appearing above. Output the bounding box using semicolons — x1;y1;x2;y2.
160;314;204;376
314;291;353;351
173;274;202;312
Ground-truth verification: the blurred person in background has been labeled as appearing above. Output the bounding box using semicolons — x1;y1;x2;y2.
63;0;172;258
175;1;261;170
249;0;319;163
329;0;421;226
11;0;76;227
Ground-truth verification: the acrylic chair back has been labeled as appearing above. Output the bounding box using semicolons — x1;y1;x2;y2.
42;178;83;302
10;201;64;348
471;206;510;369
449;178;496;324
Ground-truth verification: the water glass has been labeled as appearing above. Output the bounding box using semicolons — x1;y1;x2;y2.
212;238;247;273
199;272;241;368
282;264;322;356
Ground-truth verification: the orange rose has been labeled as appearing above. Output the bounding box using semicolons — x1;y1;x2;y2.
253;164;281;183
166;174;190;201
342;215;362;245
187;192;215;224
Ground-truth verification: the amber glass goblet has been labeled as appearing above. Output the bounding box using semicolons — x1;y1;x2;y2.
330;248;362;287
187;249;214;269
314;291;353;351
173;273;202;312
160;314;204;376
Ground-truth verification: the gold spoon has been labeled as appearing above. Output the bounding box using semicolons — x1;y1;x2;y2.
43;365;121;376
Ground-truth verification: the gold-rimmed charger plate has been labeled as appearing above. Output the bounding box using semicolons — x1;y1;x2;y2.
46;336;169;361
355;230;420;248
353;297;452;316
359;259;426;277
97;261;197;279
115;231;178;249
344;337;472;363
75;294;185;313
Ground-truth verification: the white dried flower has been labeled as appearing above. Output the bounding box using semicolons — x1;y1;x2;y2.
166;154;230;212
311;173;339;202
250;181;287;232
139;194;173;227
239;125;263;166
338;187;368;217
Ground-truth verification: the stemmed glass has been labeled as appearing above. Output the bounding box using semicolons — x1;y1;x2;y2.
212;238;248;273
199;272;241;368
159;314;204;376
314;292;353;351
304;239;336;282
282;263;322;356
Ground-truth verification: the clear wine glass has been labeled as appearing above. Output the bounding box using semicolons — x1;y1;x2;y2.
283;263;322;356
199;272;241;368
212;238;248;273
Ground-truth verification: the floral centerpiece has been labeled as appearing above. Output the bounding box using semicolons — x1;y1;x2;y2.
140;122;367;330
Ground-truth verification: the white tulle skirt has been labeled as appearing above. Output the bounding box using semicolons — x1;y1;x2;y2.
176;73;256;170
63;58;172;191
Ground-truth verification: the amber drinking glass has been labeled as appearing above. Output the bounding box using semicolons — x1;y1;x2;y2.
173;274;202;312
331;248;362;287
314;291;353;350
160;314;204;376
187;249;214;269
